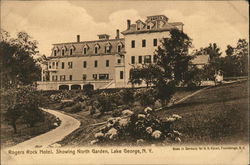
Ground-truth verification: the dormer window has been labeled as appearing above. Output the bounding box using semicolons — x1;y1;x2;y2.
95;47;98;54
136;19;145;31
94;44;100;54
118;45;121;53
54;50;57;56
83;44;89;55
62;49;65;56
83;47;87;55
105;42;112;54
61;46;67;56
53;47;59;56
69;45;75;56
70;48;73;55
147;25;150;29
117;42;123;53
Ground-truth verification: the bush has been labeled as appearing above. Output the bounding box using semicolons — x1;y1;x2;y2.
90;107;182;146
111;110;122;117
120;89;135;105
96;92;116;116
135;88;156;108
59;101;75;110
83;84;94;97
69;103;82;113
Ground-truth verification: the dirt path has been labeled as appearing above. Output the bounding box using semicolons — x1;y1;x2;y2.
12;108;80;148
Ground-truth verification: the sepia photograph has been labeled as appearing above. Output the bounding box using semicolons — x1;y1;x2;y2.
0;0;249;164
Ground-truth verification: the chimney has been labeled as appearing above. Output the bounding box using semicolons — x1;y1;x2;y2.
116;29;120;39
77;35;80;42
127;19;131;29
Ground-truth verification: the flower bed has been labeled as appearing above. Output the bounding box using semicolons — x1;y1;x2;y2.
90;107;182;146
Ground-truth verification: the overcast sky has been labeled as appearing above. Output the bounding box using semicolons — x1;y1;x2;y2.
1;1;248;56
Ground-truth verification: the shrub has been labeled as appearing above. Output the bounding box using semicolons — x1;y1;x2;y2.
120;89;135;105
69;103;82;113
59;101;75;110
96;92;116;116
83;84;94;97
90;107;182;145
135;88;156;108
111;110;122;117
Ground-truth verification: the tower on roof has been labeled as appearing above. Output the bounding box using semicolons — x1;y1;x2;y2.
98;34;110;40
145;15;168;23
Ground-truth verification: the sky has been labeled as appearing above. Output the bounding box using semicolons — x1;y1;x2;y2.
1;1;249;56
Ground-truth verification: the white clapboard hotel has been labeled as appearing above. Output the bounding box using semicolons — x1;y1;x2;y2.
37;15;205;90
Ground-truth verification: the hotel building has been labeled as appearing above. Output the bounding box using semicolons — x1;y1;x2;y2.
37;15;199;90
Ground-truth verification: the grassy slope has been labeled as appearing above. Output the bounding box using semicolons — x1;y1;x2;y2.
157;80;249;145
1;111;58;148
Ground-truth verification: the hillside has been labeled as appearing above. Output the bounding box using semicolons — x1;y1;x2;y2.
157;80;249;145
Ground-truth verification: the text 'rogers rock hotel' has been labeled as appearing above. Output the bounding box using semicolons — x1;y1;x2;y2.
38;15;198;90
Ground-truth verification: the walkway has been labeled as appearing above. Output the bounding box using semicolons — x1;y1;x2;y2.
13;108;80;148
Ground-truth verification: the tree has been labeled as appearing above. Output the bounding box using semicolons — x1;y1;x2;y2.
129;66;143;88
234;39;248;76
182;65;203;88
153;29;193;105
5;104;23;133
202;43;223;80
3;86;44;132
0;29;41;89
221;39;248;77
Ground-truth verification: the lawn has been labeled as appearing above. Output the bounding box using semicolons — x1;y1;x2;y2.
1;110;59;148
156;80;249;145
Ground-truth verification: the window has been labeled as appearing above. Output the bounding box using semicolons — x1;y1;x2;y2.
61;62;64;69
118;45;121;52
131;40;135;48
54;50;57;56
147;25;150;29
52;75;58;81
131;56;135;64
106;60;109;67
94;47;98;54
153;39;157;46
83;61;87;68
82;74;87;80
94;60;98;67
120;71;124;79
117;59;121;64
52;62;55;69
68;62;73;69
153;55;157;63
142;39;146;47
144;55;152;63
93;74;97;80
99;74;109;80
62;49;65;56
60;75;66;81
137;27;140;30
70;48;73;55
49;63;51;69
69;75;72;81
138;56;142;64
56;62;58;69
105;46;111;54
83;48;87;55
